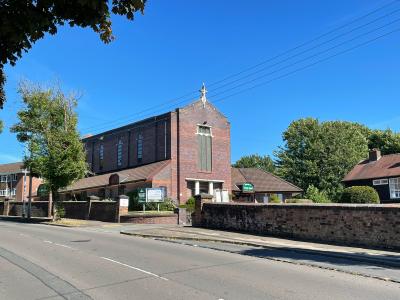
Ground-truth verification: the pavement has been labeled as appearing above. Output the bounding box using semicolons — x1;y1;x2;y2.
1;220;400;299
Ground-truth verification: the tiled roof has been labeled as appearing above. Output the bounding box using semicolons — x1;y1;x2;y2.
232;167;302;193
343;154;400;181
62;160;170;192
0;162;24;174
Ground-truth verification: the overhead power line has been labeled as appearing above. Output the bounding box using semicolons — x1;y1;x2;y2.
84;25;400;137
81;1;400;134
212;27;400;105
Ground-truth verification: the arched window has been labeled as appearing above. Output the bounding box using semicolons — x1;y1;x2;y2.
117;138;123;167
137;133;143;162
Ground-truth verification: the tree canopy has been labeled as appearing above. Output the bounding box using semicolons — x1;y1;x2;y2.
0;0;146;109
368;129;400;155
233;154;276;174
275;118;369;201
11;83;87;196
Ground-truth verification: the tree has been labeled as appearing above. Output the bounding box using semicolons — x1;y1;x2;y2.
233;154;276;174
275;118;369;201
11;83;87;219
0;0;146;109
368;129;400;155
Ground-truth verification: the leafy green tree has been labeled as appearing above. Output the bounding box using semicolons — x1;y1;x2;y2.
368;129;400;155
233;154;276;174
11;83;87;218
275;118;369;201
0;0;146;109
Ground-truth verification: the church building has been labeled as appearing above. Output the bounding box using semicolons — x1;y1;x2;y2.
60;85;231;204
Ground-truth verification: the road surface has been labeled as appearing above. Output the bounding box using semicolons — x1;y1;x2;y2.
0;220;399;300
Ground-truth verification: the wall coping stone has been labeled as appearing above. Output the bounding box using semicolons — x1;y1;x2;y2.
203;202;400;211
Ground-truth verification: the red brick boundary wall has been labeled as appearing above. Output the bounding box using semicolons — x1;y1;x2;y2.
2;201;49;217
120;213;178;224
196;201;400;250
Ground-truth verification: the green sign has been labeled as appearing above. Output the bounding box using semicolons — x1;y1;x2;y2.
242;183;254;193
37;184;49;197
138;188;146;203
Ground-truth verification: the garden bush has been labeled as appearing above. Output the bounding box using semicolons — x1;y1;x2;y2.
339;186;380;204
269;194;281;203
305;185;331;203
285;198;313;204
127;190;176;211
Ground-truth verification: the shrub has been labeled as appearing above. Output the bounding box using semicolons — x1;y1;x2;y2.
127;190;176;211
185;197;195;213
305;185;331;203
55;201;65;219
269;194;281;203
339;186;380;204
285;198;313;204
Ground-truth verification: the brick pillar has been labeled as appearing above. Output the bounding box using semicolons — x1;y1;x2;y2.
115;195;129;223
192;193;213;227
3;199;9;216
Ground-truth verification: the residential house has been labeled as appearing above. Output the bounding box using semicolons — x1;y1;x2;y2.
343;149;400;203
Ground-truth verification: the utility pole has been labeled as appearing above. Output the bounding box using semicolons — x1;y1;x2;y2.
22;169;27;218
28;168;32;219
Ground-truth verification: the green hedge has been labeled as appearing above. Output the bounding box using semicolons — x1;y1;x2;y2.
285;199;313;204
339;186;380;204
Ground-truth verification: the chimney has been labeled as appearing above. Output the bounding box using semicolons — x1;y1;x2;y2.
369;149;381;162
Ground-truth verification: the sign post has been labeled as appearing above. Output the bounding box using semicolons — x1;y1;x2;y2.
138;188;146;212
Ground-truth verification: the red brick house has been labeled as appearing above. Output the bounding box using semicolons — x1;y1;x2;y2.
0;162;42;201
343;149;400;203
60;86;231;204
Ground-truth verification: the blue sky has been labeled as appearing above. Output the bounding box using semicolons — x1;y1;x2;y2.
1;0;400;164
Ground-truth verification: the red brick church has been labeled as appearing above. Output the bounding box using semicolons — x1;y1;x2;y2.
60;85;231;204
60;85;301;204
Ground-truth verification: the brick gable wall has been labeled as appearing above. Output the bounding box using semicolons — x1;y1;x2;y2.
171;100;231;204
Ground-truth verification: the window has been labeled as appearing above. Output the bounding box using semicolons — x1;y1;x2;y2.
11;174;17;181
137;133;143;162
197;126;212;171
117;138;123;167
99;144;104;170
373;179;388;185
11;188;16;196
0;189;8;196
1;175;7;182
389;178;400;199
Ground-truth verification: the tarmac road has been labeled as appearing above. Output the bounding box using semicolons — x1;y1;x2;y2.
0;220;399;300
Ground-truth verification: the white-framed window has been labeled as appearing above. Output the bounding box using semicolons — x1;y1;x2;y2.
389;178;400;199
197;125;212;171
11;174;17;181
11;188;16;196
373;179;388;185
197;125;212;136
1;175;7;182
117;138;123;167
0;189;9;196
